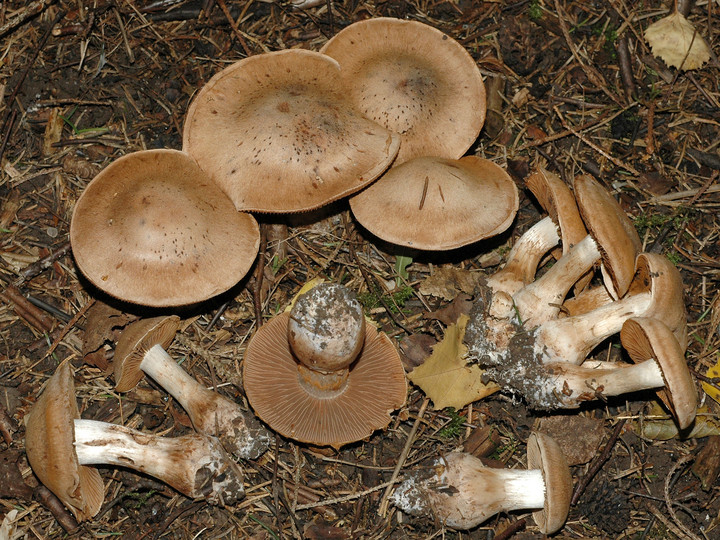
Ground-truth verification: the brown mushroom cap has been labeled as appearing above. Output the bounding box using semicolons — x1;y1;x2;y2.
320;17;486;164
243;312;407;447
182;49;400;213
573;175;642;298
621;317;697;429
526;432;572;534
70;149;260;307
350;156;518;250
114;315;181;392
24;361;104;521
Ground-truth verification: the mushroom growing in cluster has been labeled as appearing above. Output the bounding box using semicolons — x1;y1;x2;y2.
113;315;272;460
25;362;245;521
243;283;407;447
463;171;697;428
393;432;572;534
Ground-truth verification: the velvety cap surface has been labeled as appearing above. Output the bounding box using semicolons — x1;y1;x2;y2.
183;49;400;213
243;312;407;447
350;156;518;250
321;17;486;164
70;149;260;307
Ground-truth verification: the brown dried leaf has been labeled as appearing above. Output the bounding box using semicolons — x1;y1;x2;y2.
407;315;499;410
425;293;474;325
82;301;136;370
419;268;484;301
398;332;436;372
535;415;605;466
645;12;710;71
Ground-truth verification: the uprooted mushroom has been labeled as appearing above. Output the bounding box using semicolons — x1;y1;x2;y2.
393;432;572;534
25;361;245;521
463;170;696;428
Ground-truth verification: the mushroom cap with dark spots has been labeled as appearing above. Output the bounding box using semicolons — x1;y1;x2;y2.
70;149;260;307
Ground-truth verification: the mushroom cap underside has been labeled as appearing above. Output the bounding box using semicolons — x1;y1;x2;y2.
24;361;104;521
320;17;486;165
70;149;260;307
620;317;697;430
183;49;400;213
243;312;407;447
350;155;518;250
526;432;572;534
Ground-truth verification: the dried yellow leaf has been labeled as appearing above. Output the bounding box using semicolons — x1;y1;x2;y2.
644;11;710;71
407;314;499;409
702;353;720;405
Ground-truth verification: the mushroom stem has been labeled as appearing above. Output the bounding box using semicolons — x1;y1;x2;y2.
513;234;600;326
73;419;244;504
138;344;271;459
544;359;665;407
487;216;560;296
534;292;652;364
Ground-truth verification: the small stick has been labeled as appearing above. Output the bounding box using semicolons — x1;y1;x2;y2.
493;518;527;540
44;298;95;358
16;242;71;285
378;397;430;516
33;484;80;533
216;0;252;56
295;480;396;510
617;36;636;103
0;0;55;38
571;418;626;505
664;454;702;540
418;176;429;210
0;400;17;444
253;224;268;328
0;285;55;332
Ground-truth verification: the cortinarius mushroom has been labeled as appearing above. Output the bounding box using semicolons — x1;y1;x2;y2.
114;315;271;459
183;49;400;213
70;149;260;307
25;362;245;514
350;156;519;250
320;17;486;164
392;432;571;534
243;283;407;447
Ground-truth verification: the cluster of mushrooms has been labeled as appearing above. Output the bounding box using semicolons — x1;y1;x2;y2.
23;16;697;536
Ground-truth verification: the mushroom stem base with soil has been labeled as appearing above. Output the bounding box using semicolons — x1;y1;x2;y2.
138;344;271;459
74;419;244;504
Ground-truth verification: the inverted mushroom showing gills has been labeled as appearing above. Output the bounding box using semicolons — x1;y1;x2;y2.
392;432;571;534
70;149;260;307
114;315;272;460
320;17;486;165
25;362;245;513
243;283;407;447
350;156;519;250
183;49;400;213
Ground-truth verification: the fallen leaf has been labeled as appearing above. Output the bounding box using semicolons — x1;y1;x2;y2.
407;315;499;409
398;333;436;372
426;293;474;325
419;268;484;301
702;353;720;405
645;11;710;71
535;415;605;466
633;402;719;440
83;301;136;370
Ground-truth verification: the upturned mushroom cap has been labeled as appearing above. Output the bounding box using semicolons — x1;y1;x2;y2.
70;149;260;307
182;49;400;213
621;317;697;429
114;315;181;392
320;17;486;164
573;175;642;298
350;156;518;250
243;312;407;447
526;432;572;534
24;361;104;521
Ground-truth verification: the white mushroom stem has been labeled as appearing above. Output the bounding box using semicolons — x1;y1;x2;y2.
73;419;244;504
512;234;601;327
534;292;652;365
544;359;664;407
138;344;271;459
393;452;546;529
487;216;560;296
